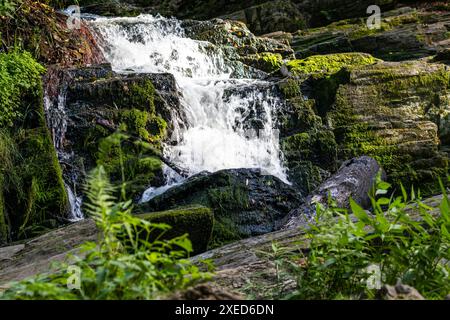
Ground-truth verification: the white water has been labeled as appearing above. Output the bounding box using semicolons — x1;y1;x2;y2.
44;92;84;221
89;15;288;200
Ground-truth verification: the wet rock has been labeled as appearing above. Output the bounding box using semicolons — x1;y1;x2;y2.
44;64;185;201
182;19;294;73
327;60;449;191
378;283;425;300
167;283;243;300
138;168;305;248
291;7;450;61
283;156;384;229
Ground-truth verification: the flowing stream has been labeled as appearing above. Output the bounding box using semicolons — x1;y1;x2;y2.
87;15;289;201
44;91;84;221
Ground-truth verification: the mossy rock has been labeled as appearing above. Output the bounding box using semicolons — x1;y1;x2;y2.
139;168;305;249
242;52;284;73
0;52;69;243
286;53;380;76
328;60;450;194
291;7;449;61
138;205;213;254
281;129;337;192
61;68;179;201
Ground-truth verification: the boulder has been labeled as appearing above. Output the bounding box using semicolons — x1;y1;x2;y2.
283;156;384;229
378;283;425;300
44;64;185;201
327;59;449;192
291;6;450;61
181;18;294;74
277;54;449;194
139;205;214;254
138;168;305;248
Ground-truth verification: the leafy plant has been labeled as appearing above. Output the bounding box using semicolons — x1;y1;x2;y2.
1;165;211;300
0;0;19;18
0;51;45;127
282;173;450;300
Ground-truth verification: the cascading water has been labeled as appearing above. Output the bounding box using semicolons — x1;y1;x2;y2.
44;88;84;222
89;15;288;201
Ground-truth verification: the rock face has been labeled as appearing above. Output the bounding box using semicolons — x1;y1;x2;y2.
277;54;449;194
70;0;399;35
328;60;449;191
291;6;450;61
44;64;185;201
182;19;294;74
138;168;305;248
283;156;385;229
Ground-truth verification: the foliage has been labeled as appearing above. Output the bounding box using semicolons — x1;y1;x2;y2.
0;0;19;17
96;132;162;201
0;51;45;127
1;0;102;66
280;174;450;300
0;51;66;242
1;165;211;300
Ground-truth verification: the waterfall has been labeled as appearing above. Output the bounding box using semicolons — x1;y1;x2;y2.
89;15;289;201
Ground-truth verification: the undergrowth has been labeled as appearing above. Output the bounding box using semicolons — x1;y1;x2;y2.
272;174;450;300
0;51;45;127
0;166;211;300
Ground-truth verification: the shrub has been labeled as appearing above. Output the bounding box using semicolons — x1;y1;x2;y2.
0;166;211;300
0;0;19;17
282;174;450;300
0;51;45;127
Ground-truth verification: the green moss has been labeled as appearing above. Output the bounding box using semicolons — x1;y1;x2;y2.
139;205;213;254
282;129;337;192
286;53;380;76
120;109;150;140
329;71;449;195
17;128;69;238
205;182;251;249
348;22;393;40
208;215;241;250
260;52;283;72
130;80;156;114
0;51;45;127
0;51;69;241
279;78;302;99
0;179;8;244
208;184;249;215
148;115;167;142
96;133;163;200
